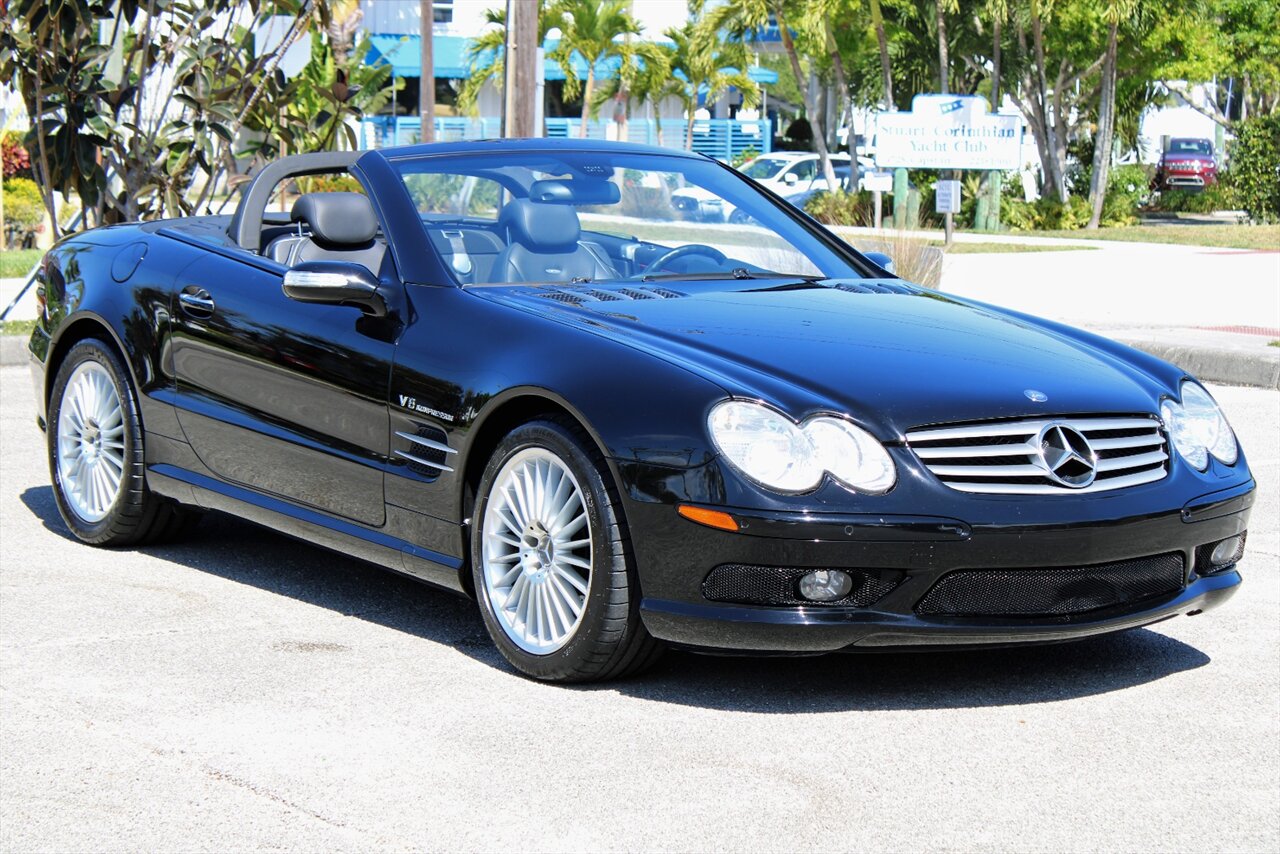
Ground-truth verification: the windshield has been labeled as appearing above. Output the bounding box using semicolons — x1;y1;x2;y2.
1169;139;1212;155
738;157;790;180
390;150;867;287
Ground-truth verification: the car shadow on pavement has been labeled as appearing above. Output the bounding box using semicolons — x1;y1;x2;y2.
21;486;1212;712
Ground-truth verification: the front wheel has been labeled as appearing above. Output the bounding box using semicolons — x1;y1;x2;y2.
48;338;199;546
471;418;663;682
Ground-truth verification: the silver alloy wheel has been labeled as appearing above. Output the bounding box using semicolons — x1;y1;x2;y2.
481;447;593;654
56;361;127;523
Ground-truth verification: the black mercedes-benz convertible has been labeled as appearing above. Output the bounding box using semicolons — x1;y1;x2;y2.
26;140;1253;682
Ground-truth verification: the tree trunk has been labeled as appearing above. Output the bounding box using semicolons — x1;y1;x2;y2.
992;19;1002;108
869;0;894;109
981;17;1003;230
1050;61;1071;203
30;55;61;238
776;5;837;190
686;104;696;151
579;69;594;138
1030;3;1065;202
936;1;949;94
1086;21;1118;229
420;0;435;142
1241;74;1250;122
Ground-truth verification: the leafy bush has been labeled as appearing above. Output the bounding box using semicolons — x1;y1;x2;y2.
731;147;760;168
1102;164;1150;224
1;132;31;180
3;177;45;246
1003;195;1094;230
295;175;365;195
1225;115;1280;223
803;189;873;226
1157;188;1221;213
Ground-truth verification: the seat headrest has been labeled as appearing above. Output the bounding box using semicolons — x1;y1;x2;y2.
500;198;581;253
291;192;378;246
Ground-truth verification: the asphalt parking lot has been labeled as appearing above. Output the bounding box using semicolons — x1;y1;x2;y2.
2;364;1277;852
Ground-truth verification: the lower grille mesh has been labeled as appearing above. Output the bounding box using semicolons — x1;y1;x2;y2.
703;565;902;608
915;553;1186;618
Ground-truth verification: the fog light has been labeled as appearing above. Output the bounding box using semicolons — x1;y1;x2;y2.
797;570;854;602
1210;535;1244;567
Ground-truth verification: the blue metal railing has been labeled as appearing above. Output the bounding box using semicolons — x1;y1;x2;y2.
359;116;771;162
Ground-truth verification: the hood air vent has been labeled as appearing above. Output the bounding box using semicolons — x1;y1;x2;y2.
833;281;917;295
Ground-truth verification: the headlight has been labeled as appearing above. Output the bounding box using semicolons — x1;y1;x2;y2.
1160;381;1237;471
707;401;896;494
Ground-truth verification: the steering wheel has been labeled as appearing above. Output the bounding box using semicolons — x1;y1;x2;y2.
644;243;727;274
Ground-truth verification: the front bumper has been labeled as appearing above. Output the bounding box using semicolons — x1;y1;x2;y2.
627;481;1254;654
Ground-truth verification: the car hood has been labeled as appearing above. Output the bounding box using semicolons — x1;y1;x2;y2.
472;279;1174;439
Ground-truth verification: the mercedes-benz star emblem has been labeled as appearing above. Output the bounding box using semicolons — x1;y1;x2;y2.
1035;423;1097;488
1024;389;1049;403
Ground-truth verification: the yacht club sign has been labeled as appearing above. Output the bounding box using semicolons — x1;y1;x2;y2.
875;94;1022;170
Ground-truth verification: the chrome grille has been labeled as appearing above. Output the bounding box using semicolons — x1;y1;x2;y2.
906;416;1168;495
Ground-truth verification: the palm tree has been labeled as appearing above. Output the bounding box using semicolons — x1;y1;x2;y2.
1087;0;1138;228
869;0;895;109
700;0;839;189
549;0;645;138
592;40;676;144
457;2;563;118
661;22;760;150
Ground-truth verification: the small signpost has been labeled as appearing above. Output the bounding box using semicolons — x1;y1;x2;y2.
864;171;894;229
874;95;1023;240
935;179;961;244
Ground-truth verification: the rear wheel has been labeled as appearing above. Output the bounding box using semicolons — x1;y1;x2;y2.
48;338;199;546
471;417;663;682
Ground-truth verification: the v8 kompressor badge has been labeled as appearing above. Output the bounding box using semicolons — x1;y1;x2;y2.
398;395;455;422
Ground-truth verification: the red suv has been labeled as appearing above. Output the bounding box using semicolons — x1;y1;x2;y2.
1154;138;1218;191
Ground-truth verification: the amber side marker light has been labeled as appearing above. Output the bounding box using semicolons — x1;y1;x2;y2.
677;504;739;532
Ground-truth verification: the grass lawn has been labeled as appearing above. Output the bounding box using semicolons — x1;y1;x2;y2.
1;319;37;337
942;242;1100;254
1;248;43;278
1034;224;1279;250
578;216;1099;256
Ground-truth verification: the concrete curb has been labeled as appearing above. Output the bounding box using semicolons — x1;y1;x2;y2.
3;334;1276;389
1114;338;1280;390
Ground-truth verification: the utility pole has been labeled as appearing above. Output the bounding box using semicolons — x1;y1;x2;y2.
420;0;436;142
503;0;539;138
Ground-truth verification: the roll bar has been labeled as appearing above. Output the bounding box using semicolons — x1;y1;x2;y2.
228;151;364;253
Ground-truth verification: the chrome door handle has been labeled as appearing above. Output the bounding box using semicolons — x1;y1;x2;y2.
179;288;215;315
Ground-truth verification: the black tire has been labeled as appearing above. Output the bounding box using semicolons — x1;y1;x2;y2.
47;338;200;546
470;416;664;683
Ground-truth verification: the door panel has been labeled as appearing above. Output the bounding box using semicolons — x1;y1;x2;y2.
169;252;394;526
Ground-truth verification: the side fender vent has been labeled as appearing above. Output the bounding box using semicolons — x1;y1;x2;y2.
394;424;456;481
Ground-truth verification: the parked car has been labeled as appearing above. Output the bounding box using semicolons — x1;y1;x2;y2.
673;151;859;223
29;140;1252;683
1153;138;1218;191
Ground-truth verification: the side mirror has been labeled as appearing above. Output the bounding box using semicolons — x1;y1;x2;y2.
783;172;799;186
283;261;387;317
864;251;895;276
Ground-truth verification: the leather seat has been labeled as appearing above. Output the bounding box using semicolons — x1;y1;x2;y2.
492;199;617;283
269;192;386;273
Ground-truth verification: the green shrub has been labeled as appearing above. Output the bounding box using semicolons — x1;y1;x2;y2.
1224;115;1279;223
731;147;760;168
1158;188;1219;213
3;177;45;246
803;189;873;226
295;174;365;195
1003;195;1093;231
